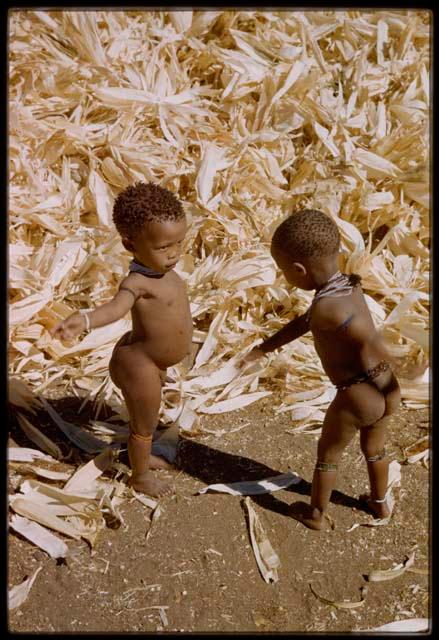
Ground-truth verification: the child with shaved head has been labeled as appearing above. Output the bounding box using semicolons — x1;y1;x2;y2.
245;209;401;530
52;182;193;497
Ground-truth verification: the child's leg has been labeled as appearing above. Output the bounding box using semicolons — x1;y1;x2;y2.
359;417;390;519
110;348;173;497
289;401;357;530
359;378;400;518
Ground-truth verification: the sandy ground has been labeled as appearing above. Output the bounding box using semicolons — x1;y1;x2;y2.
8;396;430;633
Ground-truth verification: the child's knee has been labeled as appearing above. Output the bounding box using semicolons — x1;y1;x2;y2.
316;439;344;464
360;433;386;460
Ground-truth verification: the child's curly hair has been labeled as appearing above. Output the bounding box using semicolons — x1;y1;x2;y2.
112;182;184;237
271;209;340;259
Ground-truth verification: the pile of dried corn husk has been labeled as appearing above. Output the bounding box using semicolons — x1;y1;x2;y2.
9;10;430;439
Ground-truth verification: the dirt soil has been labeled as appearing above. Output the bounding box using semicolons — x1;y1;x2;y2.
8;396;430;633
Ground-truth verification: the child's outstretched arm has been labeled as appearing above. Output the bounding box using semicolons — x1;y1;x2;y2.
50;278;140;341
260;312;310;353
245;312;310;363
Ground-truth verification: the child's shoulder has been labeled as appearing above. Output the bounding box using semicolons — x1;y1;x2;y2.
312;295;358;332
119;272;155;299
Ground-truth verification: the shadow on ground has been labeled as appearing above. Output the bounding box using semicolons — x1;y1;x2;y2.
177;437;364;517
8;395;366;516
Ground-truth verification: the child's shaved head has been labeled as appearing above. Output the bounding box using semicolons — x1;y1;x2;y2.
113;182;184;237
271;209;340;260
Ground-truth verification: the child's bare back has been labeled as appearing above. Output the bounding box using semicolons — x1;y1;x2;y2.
311;283;400;411
244;209;401;530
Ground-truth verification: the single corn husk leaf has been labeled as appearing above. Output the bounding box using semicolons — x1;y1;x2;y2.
367;552;415;582
9;498;82;540
88;169;113;228
19;478;100;508
63;447;115;493
145;503;163;542
16;412;63;460
8;379;41;414
9;514;69;558
39;397;108;453
9;289;53;326
11;493;77;517
8;566;42;611
310;583;368;609
168;10;193;33
10;463;71;482
362;619;429;633
131;488;158;511
403;436;429;464
8;447;57;463
353;148;402;178
244;497;280;583
198;472;302;496
198;391;272;414
195;143;231;205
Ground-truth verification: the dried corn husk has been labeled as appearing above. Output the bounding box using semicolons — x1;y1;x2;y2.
244;497;280;583
362;619;429;632
198;471;302;496
309;583;368;609
9;514;69;558
16;412;63;459
367;551;415;582
8;447;57;463
63;447;115;493
8;567;42;611
9;463;71;482
403;435;429;464
9;498;82;540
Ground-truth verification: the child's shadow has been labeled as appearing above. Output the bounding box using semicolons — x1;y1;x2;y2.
8;396;365;516
178;438;364;518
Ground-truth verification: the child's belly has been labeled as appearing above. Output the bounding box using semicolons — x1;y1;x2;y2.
130;312;193;369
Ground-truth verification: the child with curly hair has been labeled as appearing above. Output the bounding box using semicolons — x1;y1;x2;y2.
51;182;193;497
244;209;401;530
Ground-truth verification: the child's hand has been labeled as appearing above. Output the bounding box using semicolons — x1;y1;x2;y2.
50;313;87;341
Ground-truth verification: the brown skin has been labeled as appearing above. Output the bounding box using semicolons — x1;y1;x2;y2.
244;246;401;530
51;218;193;497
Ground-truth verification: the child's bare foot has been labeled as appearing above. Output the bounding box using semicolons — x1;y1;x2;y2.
128;473;173;497
359;494;390;519
289;501;325;530
149;453;174;470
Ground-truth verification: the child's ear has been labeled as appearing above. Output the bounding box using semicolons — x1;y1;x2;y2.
121;236;134;252
293;262;307;276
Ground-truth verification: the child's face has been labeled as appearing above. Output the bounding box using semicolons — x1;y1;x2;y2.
126;217;187;273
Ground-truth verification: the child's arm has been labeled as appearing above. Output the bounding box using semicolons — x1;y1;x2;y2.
50;277;140;341
260;313;310;353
